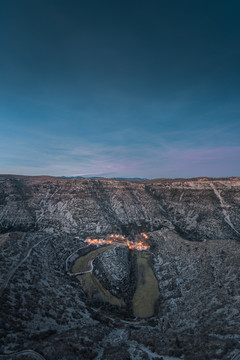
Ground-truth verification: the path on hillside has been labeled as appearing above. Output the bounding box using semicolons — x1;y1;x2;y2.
0;349;47;360
0;234;54;297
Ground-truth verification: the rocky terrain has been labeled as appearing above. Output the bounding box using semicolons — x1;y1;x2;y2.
0;175;240;240
0;175;240;359
93;246;137;306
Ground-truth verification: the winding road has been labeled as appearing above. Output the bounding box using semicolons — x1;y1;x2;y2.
71;258;94;276
65;244;89;275
232;352;240;360
66;244;113;276
0;349;46;360
0;234;54;298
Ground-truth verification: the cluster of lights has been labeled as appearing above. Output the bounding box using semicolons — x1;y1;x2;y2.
84;233;150;251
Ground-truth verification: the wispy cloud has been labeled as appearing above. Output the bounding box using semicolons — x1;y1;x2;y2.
1;127;239;178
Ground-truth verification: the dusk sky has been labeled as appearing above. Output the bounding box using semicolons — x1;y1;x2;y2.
0;0;240;178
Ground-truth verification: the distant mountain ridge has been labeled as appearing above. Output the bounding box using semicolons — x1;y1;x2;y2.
61;176;149;181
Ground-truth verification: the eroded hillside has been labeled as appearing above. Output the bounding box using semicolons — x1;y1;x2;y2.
0;175;240;360
0;175;240;240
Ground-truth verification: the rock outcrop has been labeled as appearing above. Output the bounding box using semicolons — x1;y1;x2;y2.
93;246;137;304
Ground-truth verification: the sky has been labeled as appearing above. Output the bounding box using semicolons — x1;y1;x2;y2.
0;0;240;178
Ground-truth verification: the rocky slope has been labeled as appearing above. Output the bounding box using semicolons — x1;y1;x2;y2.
0;175;240;360
0;175;240;240
93;246;137;305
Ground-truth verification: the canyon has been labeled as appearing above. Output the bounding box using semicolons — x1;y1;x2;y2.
0;175;240;359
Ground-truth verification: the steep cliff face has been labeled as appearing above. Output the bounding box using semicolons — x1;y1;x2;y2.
145;178;240;241
0;175;240;240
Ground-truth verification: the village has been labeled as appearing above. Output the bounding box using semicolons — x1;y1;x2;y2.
84;233;150;251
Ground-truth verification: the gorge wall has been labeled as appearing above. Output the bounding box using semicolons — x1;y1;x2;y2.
0;175;240;241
